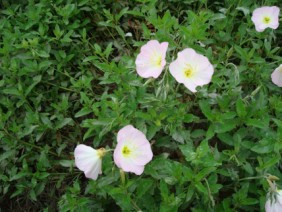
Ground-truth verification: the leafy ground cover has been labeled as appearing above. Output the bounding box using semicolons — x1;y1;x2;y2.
0;0;282;211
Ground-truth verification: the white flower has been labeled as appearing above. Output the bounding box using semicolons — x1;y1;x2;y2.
251;6;280;32
169;48;214;92
135;40;168;78
271;64;282;87
74;144;106;180
265;190;282;212
113;125;153;175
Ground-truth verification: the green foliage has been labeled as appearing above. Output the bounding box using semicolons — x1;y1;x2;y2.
0;0;281;211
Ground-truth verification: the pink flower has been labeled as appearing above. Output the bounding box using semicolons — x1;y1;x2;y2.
265;190;282;212
271;64;282;87
114;125;153;175
251;6;280;32
169;48;214;92
135;40;168;78
74;144;106;180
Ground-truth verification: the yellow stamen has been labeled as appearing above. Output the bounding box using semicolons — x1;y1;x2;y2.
122;146;131;157
263;16;271;24
97;148;106;158
150;53;162;67
184;64;194;78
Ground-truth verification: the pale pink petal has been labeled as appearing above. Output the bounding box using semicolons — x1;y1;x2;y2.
265;190;282;212
251;6;280;32
178;48;197;64
269;20;279;29
255;24;267;32
160;42;169;58
271;64;282;87
169;59;187;83
119;157;145;175
136;65;163;78
131;143;153;166
169;48;214;92
135;40;168;79
113;143;123;168
74;145;97;170
74;144;102;180
114;125;153;175
192;65;214;85
84;159;102;180
183;81;198;92
117;125;147;145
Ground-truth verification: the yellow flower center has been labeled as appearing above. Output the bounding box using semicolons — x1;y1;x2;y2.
184;64;194;78
263;16;271;24
279;66;282;73
150;53;162;67
122;146;131;157
97;148;106;158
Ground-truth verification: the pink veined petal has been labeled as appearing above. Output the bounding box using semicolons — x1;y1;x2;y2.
271;65;282;87
169;59;187;84
139;40;157;53
84;159;102;180
117;125;136;144
117;125;148;145
74;145;98;171
192;65;214;86
190;75;210;86
114;125;153;175
265;195;282;212
113;142;123;168
131;143;153;166
183;80;198;92
255;24;267;32
137;65;163;78
74;144;102;180
143;40;160;51
268;19;279;29
271;6;280;16
119;156;145;175
160;42;169;58
252;6;280;32
177;48;197;64
135;40;168;79
251;9;261;20
170;48;214;92
135;50;153;64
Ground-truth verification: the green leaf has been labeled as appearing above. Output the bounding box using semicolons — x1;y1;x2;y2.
75;108;92;118
236;99;247;118
199;100;214;121
179;144;196;162
246;118;269;129
56;118;74;129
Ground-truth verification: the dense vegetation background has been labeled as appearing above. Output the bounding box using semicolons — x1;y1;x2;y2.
0;0;281;211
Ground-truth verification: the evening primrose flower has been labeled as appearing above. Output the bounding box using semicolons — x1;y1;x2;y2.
169;48;214;92
265;190;282;212
74;144;106;180
135;40;168;78
271;64;282;87
114;125;153;175
251;6;280;32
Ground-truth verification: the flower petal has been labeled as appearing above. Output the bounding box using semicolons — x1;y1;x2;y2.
74;144;102;180
251;6;280;32
120;158;145;175
271;64;282;87
114;125;153;175
117;125;147;145
169;48;214;92
135;40;168;78
131;143;153;166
